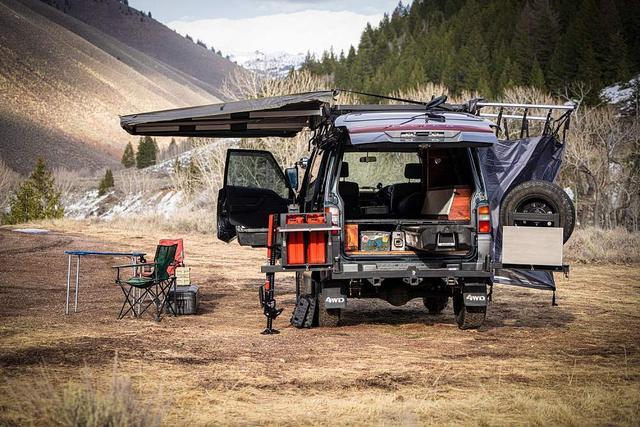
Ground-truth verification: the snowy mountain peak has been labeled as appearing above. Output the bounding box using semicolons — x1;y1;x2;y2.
231;51;306;78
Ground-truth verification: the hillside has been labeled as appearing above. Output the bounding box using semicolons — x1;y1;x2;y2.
302;0;640;99
41;0;238;98
0;0;236;174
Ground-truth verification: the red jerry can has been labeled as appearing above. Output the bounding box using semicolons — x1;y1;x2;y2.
306;213;326;264
286;214;305;265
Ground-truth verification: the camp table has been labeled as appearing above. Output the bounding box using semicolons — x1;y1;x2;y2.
64;250;146;315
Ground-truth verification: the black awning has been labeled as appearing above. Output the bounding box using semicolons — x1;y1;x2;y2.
120;91;334;138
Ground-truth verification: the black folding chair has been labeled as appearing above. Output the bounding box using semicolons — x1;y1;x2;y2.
113;244;177;321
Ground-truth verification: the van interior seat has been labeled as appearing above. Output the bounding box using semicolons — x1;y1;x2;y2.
338;162;360;218
390;163;422;214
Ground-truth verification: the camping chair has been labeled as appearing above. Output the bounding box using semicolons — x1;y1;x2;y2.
141;238;185;311
141;238;185;277
113;243;177;321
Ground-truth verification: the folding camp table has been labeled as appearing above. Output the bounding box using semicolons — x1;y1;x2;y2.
64;250;146;315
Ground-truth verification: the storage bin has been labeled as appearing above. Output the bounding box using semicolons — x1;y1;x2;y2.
166;285;199;315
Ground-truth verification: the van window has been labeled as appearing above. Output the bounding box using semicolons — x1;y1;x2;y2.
342;151;419;188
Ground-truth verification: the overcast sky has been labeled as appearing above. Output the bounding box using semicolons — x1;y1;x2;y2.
129;0;403;57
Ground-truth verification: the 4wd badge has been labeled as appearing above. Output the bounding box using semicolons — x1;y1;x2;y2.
463;293;487;307
324;287;347;309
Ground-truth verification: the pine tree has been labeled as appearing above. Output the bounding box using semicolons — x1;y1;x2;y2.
136;136;157;169
163;138;178;160
121;142;135;168
98;169;114;196
5;158;63;224
530;58;546;88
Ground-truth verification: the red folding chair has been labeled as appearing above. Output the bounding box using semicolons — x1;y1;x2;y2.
142;238;184;277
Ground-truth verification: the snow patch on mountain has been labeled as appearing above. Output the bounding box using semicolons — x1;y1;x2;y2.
601;74;639;112
65;189;184;220
231;51;305;78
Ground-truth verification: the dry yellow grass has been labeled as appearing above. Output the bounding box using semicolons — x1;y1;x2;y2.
0;220;638;426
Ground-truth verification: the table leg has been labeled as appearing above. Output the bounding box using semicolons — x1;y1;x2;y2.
65;255;71;315
74;255;80;312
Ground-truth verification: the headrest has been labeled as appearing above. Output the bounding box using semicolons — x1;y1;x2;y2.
340;162;349;178
404;163;422;179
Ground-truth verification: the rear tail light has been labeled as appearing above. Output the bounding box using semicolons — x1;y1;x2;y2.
477;204;491;234
324;206;340;235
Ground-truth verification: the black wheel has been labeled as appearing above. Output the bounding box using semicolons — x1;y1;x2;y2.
316;280;341;327
452;291;486;330
316;292;341;327
500;180;575;243
423;296;448;314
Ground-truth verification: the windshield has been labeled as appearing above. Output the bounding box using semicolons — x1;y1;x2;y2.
342;151;419;189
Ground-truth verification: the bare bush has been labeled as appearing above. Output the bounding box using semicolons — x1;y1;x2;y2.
220;69;335;169
0;158;20;208
220;68;332;101
565;228;640;264
563;106;639;229
53;167;82;201
3;366;164;427
189;139;230;205
115;169;156;195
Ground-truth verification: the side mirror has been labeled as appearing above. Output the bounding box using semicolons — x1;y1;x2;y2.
285;166;299;191
297;157;309;170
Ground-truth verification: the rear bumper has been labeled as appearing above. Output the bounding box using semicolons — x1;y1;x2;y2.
262;260;491;279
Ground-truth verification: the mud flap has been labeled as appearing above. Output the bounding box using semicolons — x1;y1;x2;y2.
323;286;347;309
462;285;488;307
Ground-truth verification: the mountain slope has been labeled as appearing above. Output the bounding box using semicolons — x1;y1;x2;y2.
0;0;226;174
42;0;239;99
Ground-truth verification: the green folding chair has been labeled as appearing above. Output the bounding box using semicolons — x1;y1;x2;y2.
113;244;178;321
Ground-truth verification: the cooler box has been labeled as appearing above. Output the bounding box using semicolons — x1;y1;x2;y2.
167;285;199;315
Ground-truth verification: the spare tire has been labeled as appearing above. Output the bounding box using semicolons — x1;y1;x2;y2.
500;180;575;243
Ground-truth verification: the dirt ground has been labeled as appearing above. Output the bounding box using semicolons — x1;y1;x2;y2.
0;223;639;426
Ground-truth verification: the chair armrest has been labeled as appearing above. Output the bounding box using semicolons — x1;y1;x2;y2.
112;262;158;269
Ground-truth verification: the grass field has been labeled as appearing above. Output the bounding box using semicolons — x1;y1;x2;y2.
0;221;638;425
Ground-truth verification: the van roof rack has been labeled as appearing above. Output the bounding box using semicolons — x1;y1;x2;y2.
472;101;576;141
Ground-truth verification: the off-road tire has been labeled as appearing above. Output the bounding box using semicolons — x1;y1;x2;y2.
452;291;486;330
500;180;575;243
316;292;341;327
295;272;314;296
423;296;448;314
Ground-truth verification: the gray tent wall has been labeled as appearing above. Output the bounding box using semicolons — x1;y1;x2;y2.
478;135;566;290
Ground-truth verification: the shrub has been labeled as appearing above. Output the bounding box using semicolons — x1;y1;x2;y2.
98;169;115;196
4;158;63;224
564;227;640;264
3;368;164;427
121;142;136;168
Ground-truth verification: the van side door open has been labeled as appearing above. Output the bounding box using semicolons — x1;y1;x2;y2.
217;149;293;247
